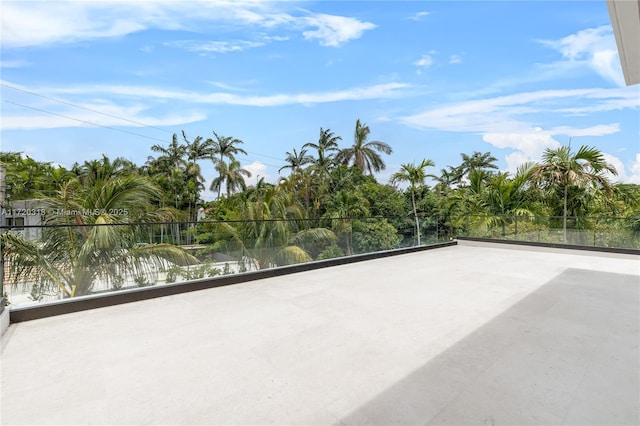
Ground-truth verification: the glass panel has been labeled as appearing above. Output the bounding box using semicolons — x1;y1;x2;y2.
2;215;637;308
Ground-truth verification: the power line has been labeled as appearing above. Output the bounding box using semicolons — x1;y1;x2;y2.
1;82;172;133
4;99;283;168
4;100;170;143
2;84;287;165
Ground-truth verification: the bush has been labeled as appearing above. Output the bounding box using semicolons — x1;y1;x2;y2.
352;219;401;253
317;245;345;260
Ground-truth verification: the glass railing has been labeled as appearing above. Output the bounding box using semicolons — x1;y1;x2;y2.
451;214;640;249
0;217;422;307
1;214;637;308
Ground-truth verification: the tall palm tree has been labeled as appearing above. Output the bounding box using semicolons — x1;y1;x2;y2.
532;144;617;243
303;127;341;172
279;148;313;174
210;160;251;197
182;131;213;183
146;134;190;210
390;159;436;246
302;128;342;216
2;175;197;298
182;131;213;220
150;133;187;173
208;131;248;198
337;119;393;175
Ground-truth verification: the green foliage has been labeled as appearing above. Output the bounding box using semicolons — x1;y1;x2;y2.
2;174;199;298
359;182;405;220
352;219;401;253
336;119;393;175
134;275;151;287
3;138;639;304
317;245;345;260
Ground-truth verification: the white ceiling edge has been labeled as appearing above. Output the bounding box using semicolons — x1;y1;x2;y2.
607;0;640;86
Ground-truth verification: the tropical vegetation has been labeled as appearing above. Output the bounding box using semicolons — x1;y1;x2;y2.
1;118;638;301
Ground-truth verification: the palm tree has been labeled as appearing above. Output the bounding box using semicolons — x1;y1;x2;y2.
210;160;251;197
337;119;393;175
303;127;341;172
302;128;342;216
210;185;335;269
279;148;313;174
447;151;499;186
434;167;458;194
150;133;187;173
390;159;436;245
454;164;536;236
459;151;498;173
1;175;197;298
76;155;139;187
323;190;369;255
208;131;248;198
532;144;617;243
146;134;191;211
182;131;213;221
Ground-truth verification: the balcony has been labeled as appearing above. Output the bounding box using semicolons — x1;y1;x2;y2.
1;235;638;425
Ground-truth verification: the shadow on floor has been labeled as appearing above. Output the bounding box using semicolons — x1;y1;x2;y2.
336;268;640;426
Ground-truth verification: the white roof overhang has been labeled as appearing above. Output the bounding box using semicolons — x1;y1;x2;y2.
607;0;640;85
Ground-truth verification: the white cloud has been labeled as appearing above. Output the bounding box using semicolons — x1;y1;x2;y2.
449;54;462;64
401;87;638;175
165;39;266;54
207;81;250;92
243;161;271;184
0;80;409;131
1;98;206;130
602;152;625;183
401;88;638;133
302;14;376;47
601;152;640;184
1;1;372;49
630;153;640;184
407;11;431;21
415;55;433;69
1;2;151;48
0;59;30;68
548;124;620;137
538;26;625;86
484;131;561;173
34;81;410;107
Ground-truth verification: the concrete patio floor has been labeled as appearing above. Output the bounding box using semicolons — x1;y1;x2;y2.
1;242;639;425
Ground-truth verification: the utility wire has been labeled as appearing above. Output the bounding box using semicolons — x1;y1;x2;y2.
2;83;288;165
1;82;171;133
4;100;169;143
4;99;283;169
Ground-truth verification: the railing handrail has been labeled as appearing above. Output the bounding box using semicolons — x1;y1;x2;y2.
0;214;637;230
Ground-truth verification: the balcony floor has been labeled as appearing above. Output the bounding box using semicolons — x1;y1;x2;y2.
1;242;639;425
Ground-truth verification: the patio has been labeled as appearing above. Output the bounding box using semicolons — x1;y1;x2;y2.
1;241;638;425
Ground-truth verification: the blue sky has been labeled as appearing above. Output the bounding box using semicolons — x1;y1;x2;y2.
1;0;639;199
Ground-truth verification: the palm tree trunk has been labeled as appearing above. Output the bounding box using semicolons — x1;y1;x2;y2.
218;154;224;199
411;188;421;246
563;185;568;244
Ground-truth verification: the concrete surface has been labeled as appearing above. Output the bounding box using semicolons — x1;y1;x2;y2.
1;244;639;425
0;308;8;336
